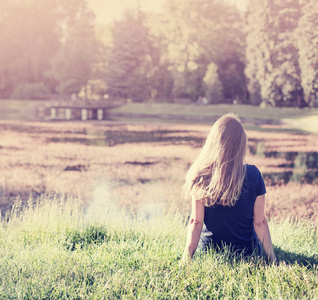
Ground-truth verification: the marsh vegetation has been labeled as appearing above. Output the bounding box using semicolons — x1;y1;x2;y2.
1;120;317;220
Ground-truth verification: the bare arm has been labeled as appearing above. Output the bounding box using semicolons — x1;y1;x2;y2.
182;196;205;261
253;194;276;262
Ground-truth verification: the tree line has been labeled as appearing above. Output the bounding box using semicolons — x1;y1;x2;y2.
0;0;317;107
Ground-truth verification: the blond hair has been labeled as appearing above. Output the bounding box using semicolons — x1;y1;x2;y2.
184;113;247;207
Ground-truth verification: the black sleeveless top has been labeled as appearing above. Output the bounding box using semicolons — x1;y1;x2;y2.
198;164;266;256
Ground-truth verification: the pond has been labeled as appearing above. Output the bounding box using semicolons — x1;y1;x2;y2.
43;126;318;186
1;121;317;220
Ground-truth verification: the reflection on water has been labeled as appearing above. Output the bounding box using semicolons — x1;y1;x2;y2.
47;128;318;186
46;128;318;186
6;121;316;186
46;129;204;147
250;140;318;185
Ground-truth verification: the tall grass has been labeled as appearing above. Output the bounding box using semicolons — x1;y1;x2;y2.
0;194;317;299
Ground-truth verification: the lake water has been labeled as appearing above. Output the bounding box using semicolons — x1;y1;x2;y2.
43;126;318;186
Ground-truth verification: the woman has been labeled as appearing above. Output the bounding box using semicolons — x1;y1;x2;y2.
182;113;276;261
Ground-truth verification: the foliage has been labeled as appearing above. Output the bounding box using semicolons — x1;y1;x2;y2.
245;0;268;105
10;83;49;100
162;0;246;101
105;10;154;102
298;0;318;107
0;0;60;98
1;0;318;106
203;63;224;103
245;0;304;107
47;0;100;97
0;195;317;299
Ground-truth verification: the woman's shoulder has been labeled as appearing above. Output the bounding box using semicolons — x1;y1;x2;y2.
245;164;262;179
245;164;266;195
245;164;258;172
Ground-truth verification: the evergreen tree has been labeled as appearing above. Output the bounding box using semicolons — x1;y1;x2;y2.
106;10;153;102
0;0;60;98
163;0;246;102
298;0;318;107
268;0;303;107
145;13;174;101
245;0;270;105
203;62;224;103
48;0;99;97
245;0;303;107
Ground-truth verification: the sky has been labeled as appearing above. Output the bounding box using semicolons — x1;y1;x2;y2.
88;0;248;24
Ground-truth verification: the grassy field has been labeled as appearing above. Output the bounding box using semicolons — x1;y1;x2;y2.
111;103;318;134
1;100;318;133
1;103;318;299
0;100;40;121
0;195;317;299
110;102;318;119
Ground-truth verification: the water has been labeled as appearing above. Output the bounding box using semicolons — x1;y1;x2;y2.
47;128;318;186
3;122;317;186
46;129;204;147
249;140;318;185
46;128;318;186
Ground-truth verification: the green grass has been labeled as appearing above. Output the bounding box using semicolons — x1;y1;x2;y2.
0;195;317;299
0;99;39;120
110;103;318;120
2;100;318;133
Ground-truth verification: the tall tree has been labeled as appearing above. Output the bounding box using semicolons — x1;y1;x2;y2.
0;0;60;98
245;0;303;107
203;62;224;103
106;10;154;102
298;0;318;107
268;0;303;107
245;0;270;105
47;0;100;97
144;12;174;101
163;0;246;102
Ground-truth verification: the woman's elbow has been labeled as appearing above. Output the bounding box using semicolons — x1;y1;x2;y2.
254;217;267;228
189;217;203;226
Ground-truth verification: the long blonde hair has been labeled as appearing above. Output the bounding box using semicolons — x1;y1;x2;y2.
184;113;247;207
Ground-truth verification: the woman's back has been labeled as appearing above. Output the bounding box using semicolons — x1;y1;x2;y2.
199;164;266;255
182;114;276;262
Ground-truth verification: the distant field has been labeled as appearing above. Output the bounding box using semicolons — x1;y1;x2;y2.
1;100;318;129
0;99;40;120
110;102;318;120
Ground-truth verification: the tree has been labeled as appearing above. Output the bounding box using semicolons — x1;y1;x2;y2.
106;10;154;102
47;0;100;97
162;0;246;102
268;0;303;107
298;0;318;107
203;62;224;103
245;0;269;105
245;0;303;107
0;0;60;98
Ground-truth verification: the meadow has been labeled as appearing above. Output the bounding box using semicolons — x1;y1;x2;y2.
0;195;317;299
0;105;318;299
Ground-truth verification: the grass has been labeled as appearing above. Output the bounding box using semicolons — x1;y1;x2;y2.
110;103;318;134
0;99;39;121
110;102;318;120
0;194;317;299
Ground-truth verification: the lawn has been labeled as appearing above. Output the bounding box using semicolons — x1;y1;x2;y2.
0;195;317;299
2;100;318;133
110;102;318;120
0;104;318;299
